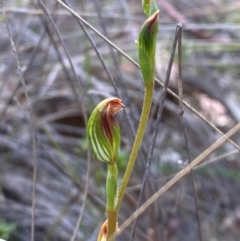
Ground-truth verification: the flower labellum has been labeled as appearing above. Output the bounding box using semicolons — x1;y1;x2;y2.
87;98;124;163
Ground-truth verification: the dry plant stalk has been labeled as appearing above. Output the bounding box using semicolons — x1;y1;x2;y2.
118;121;240;235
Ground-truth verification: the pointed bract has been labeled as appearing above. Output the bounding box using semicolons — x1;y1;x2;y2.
97;220;108;241
97;220;119;241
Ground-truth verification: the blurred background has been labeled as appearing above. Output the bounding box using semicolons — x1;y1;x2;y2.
1;0;240;240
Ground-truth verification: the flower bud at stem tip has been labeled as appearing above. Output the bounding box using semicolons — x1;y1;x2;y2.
147;10;159;34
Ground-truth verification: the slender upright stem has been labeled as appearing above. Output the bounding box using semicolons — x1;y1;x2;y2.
106;162;118;241
116;82;154;212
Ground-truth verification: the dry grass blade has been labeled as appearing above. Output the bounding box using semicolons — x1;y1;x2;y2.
56;0;240;152
38;1;91;239
36;0;91;240
0;29;47;122
117;122;240;236
92;0;129;101
38;0;82;109
70;149;91;241
3;8;37;241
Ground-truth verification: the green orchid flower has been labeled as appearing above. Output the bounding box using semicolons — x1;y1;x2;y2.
87;98;124;163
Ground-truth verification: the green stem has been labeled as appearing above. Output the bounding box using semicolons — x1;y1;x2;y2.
106;162;118;241
106;162;118;210
116;82;154;212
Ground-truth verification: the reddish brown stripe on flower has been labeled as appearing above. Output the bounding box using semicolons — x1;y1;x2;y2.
100;99;124;144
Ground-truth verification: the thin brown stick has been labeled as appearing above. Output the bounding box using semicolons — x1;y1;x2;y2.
117;122;240;236
176;25;202;241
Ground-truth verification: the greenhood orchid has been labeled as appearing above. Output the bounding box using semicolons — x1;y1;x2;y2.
87;98;124;163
